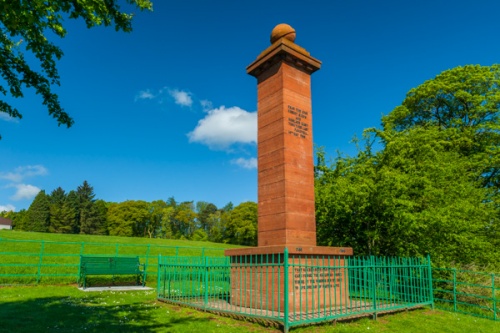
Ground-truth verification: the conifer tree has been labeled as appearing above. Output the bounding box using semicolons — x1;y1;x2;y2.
26;190;50;232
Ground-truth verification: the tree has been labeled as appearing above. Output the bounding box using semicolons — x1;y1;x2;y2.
148;200;173;238
0;209;27;230
48;187;75;233
0;0;153;138
77;180;101;234
86;199;108;235
65;190;80;233
196;201;218;233
316;128;498;268
224;201;257;246
171;201;197;239
25;190;50;232
107;200;149;237
382;65;500;189
315;65;500;269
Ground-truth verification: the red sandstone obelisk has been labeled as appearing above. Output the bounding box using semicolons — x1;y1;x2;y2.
250;24;319;247
225;24;352;311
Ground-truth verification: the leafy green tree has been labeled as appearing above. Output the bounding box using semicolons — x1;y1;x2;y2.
191;229;208;242
382;64;500;189
148;200;173;238
0;209;27;230
224;201;257;246
196;201;218;233
206;210;226;243
0;0;153;138
315;65;500;269
25;190;50;232
107;200;149;237
171;201;197;239
316;128;497;268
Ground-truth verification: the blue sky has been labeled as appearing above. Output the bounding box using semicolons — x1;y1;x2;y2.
1;0;499;212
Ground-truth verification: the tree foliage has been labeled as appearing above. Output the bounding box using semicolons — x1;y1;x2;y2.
48;187;74;233
0;0;152;138
224;201;258;246
4;181;257;246
25;190;50;232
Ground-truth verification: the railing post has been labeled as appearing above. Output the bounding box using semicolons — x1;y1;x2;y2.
427;254;434;309
37;240;45;283
371;256;377;320
283;247;289;333
77;242;85;284
492;273;497;321
204;257;209;307
452;268;457;313
144;244;151;284
157;255;161;297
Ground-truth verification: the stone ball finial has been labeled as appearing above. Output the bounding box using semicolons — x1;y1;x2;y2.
270;23;296;44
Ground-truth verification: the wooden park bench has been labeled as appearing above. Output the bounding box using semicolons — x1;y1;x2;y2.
79;256;145;289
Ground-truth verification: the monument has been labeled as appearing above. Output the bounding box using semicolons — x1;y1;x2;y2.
225;24;353;312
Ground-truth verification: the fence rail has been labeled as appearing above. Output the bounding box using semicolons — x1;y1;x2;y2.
1;237;498;325
157;252;433;332
433;268;499;321
0;238;225;285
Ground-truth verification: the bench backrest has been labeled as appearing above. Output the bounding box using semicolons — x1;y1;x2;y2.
80;256;142;274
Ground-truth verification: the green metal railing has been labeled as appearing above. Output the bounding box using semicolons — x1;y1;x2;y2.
433;268;499;321
0;238;225;285
157;251;434;332
2;236;497;325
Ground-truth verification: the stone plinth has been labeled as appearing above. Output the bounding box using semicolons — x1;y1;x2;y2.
225;246;353;312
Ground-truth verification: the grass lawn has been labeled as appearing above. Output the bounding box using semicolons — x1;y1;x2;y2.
0;230;242;285
1;285;498;333
0;229;242;250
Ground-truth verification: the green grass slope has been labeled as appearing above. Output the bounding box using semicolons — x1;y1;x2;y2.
0;230;243;285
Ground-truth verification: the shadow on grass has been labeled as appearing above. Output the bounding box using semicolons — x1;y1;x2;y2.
0;294;211;333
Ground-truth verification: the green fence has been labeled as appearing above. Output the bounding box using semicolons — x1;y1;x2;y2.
157;251;433;332
0;238;225;285
433;268;499;321
2;236;498;325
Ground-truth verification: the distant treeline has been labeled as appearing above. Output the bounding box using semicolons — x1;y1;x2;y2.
1;181;257;246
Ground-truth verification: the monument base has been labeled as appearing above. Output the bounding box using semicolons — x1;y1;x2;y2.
225;246;353;312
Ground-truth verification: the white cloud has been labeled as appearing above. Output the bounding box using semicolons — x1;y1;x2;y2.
200;99;213;111
0;204;15;212
0;165;48;182
9;184;41;201
188;106;257;150
135;89;155;101
231;157;257;169
0;112;19;123
168;89;193;107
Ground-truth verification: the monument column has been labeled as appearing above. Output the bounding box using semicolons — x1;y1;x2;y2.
225;24;352;312
247;24;321;247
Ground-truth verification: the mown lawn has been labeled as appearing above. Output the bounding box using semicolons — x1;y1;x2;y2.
0;229;243;250
0;230;242;285
1;285;498;333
